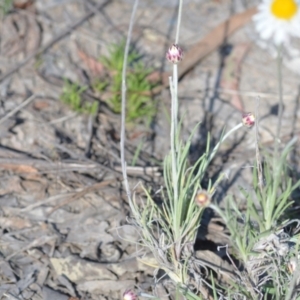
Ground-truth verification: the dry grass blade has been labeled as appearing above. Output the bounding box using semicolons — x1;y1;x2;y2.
47;179;115;215
0;94;35;125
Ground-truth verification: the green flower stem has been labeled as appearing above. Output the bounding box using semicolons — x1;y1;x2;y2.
169;63;180;254
208;122;243;163
173;64;179;150
169;74;178;211
175;0;183;44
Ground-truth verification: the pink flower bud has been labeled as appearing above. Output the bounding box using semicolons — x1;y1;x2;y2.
123;289;138;300
166;44;183;64
242;112;255;128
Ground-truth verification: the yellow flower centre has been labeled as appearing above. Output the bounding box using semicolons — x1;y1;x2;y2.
271;0;298;20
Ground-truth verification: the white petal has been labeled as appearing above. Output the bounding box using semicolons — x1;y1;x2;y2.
261;26;275;39
274;30;288;45
253;0;300;46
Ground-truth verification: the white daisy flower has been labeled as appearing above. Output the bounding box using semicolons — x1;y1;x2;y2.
253;0;300;45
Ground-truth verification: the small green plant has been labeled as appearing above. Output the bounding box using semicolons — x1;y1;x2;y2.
212;140;300;299
60;80;98;115
0;0;13;16
93;41;157;123
120;0;300;298
127;43;247;299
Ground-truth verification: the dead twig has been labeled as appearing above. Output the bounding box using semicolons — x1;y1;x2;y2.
177;7;257;82
114;165;161;176
47;179;115;215
5;235;57;261
0;157;112;173
0;94;35;125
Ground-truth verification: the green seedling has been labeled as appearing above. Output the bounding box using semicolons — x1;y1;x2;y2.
0;0;13;15
60;80;98;115
93;41;157;124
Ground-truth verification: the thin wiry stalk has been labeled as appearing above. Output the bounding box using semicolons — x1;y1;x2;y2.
120;0;139;201
169;74;178;207
175;0;183;44
255;96;263;193
170;0;184;235
169;76;178;208
207;122;243;163
275;45;283;161
173;63;179;149
173;0;183;135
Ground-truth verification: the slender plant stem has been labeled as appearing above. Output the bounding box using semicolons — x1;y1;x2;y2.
208;123;243;163
275;45;283;160
255;96;263;193
169;76;178;206
120;0;139;201
170;0;183;210
175;0;183;44
173;64;178;150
